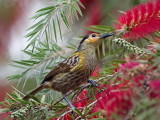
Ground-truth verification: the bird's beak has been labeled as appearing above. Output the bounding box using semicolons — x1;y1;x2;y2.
100;33;114;39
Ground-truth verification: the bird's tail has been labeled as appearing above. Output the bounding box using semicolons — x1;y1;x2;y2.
23;85;44;100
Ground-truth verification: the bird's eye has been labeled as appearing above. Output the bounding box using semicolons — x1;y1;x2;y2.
92;34;96;37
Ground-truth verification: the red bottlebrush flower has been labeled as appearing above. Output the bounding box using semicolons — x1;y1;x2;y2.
132;74;147;87
0;113;11;120
73;90;88;108
116;61;148;80
115;61;150;93
150;80;160;99
80;0;102;34
94;84;132;119
114;0;160;40
62;84;132;119
116;61;140;71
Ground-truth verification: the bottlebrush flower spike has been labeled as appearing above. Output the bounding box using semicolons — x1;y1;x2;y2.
114;0;160;40
94;84;132;119
113;38;145;54
73;90;88;107
150;80;160;99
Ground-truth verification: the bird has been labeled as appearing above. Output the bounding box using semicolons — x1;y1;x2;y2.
23;33;114;109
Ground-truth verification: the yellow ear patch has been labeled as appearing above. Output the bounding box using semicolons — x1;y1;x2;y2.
85;37;99;43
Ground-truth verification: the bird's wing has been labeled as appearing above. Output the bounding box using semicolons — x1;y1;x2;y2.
41;53;80;84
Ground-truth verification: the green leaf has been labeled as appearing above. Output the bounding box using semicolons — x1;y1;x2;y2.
13;61;32;66
102;41;106;57
85;27;103;33
86;111;100;118
91;118;106;120
27;19;45;31
0;108;10;113
72;2;83;16
21;60;38;64
10;64;26;69
77;0;85;8
57;15;62;40
7;74;22;80
61;10;70;29
32;10;52;19
6;93;28;105
0;102;9;107
91;25;114;31
22;50;34;56
29;96;41;103
24;38;36;50
52;19;57;42
73;108;84;117
36;6;55;13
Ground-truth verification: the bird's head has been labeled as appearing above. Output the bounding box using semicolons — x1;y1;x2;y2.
77;33;114;51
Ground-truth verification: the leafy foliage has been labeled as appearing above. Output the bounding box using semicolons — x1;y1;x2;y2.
1;0;160;120
7;0;84;88
26;0;84;50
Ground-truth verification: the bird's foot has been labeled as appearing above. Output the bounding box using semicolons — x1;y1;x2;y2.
63;95;75;110
63;95;76;115
87;79;97;86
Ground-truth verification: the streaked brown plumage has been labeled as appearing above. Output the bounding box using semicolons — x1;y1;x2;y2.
23;33;114;108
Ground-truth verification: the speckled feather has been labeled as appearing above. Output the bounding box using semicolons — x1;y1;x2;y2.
42;49;97;93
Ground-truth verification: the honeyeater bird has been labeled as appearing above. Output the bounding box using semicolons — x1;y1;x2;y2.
23;33;114;109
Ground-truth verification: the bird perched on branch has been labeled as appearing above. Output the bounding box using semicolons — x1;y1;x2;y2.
23;33;114;109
